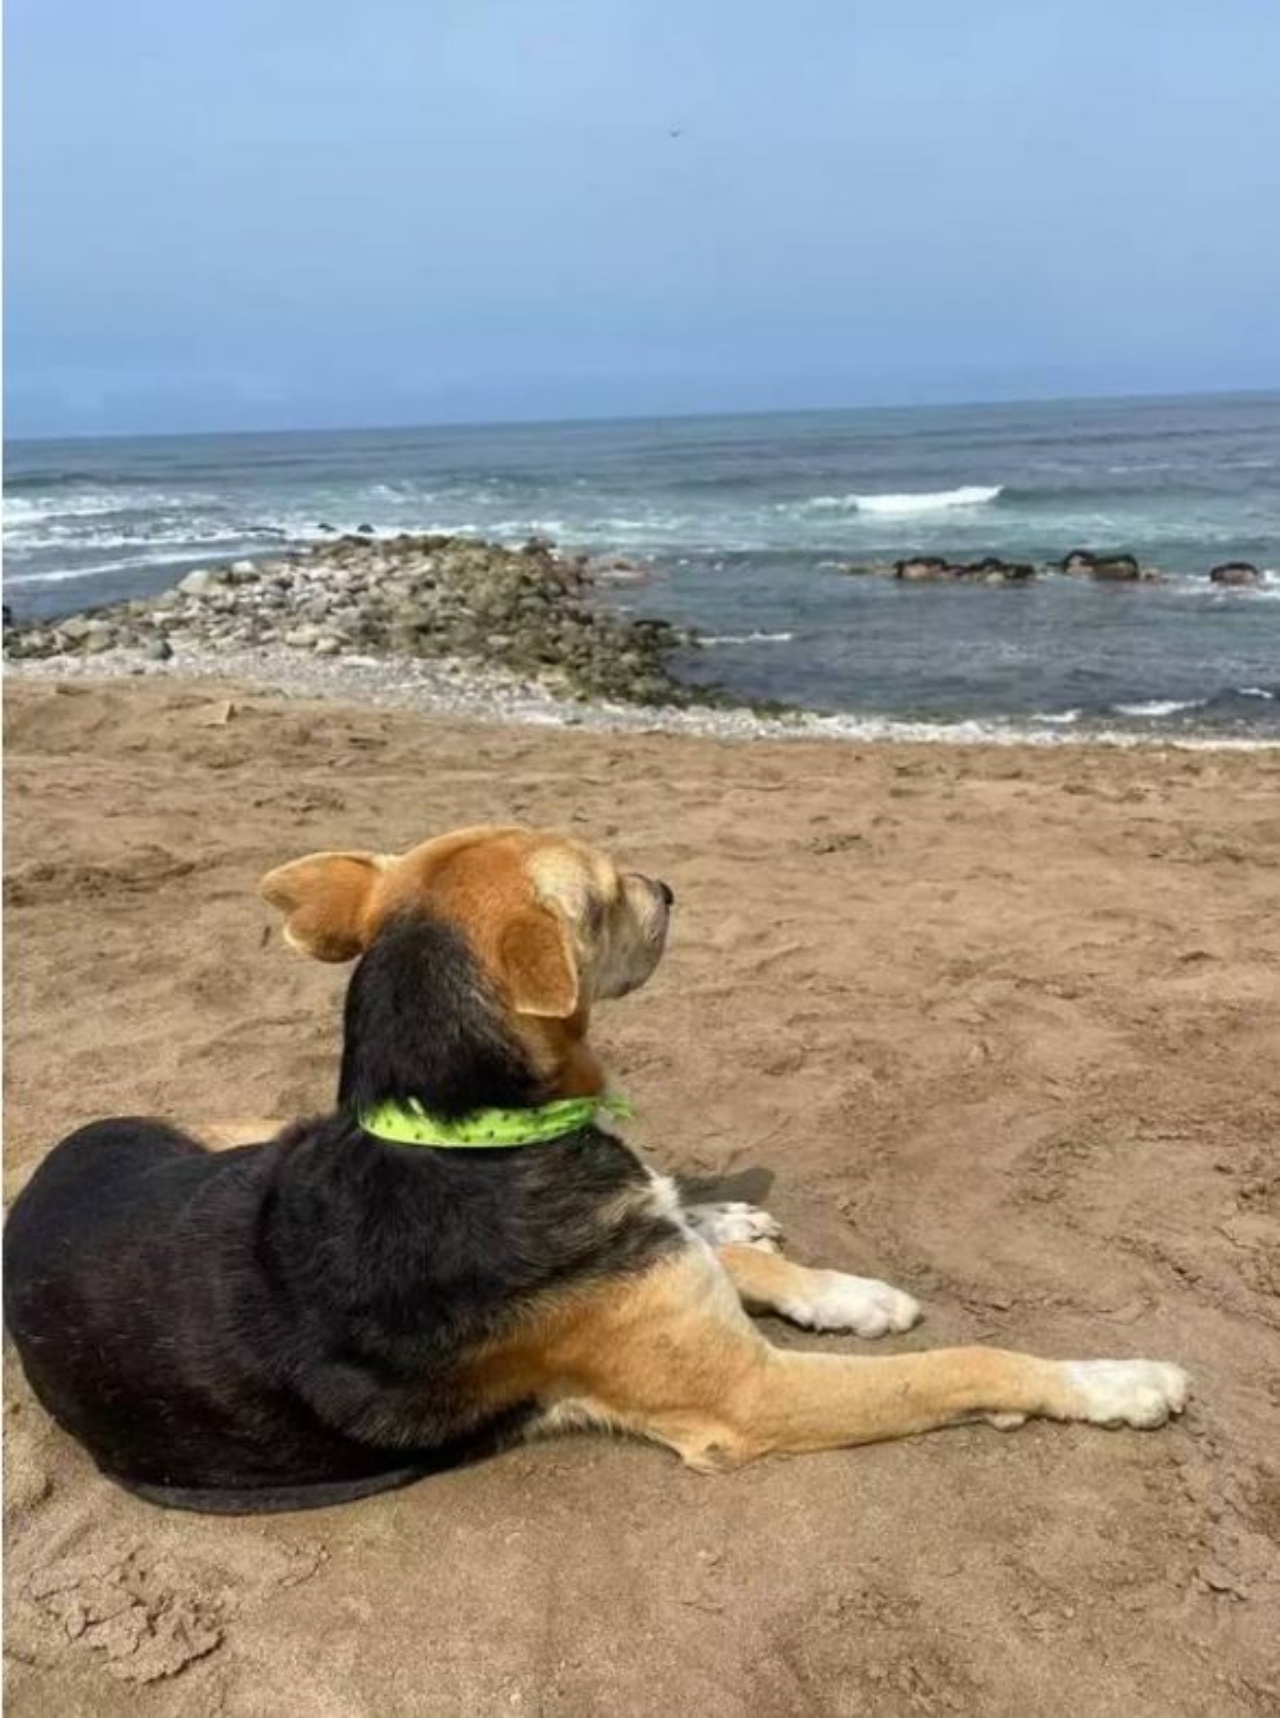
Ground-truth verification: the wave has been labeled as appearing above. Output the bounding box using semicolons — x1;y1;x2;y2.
4;470;137;493
5;558;199;586
794;485;1004;518
3;490;233;547
8;522;288;552
702;631;794;646
1109;698;1207;719
4;492;138;528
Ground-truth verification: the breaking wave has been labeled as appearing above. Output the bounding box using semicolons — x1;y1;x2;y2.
795;485;1004;517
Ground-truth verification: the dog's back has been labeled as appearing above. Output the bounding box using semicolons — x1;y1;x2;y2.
3;1101;671;1511
3;1119;447;1510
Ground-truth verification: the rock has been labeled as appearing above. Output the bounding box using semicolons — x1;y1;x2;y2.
2;604;14;632
960;556;1036;583
311;636;343;656
177;568;223;597
57;614;95;642
892;555;1034;583
356;523;375;535
1209;561;1263;587
1060;549;1144;581
146;637;175;661
317;522;336;533
895;556;953;582
1093;557;1143;581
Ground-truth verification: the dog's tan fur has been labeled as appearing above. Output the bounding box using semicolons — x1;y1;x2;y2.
261;826;667;1097
219;824;1187;1468
465;1252;1112;1468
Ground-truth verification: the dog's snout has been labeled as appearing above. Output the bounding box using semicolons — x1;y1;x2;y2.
657;880;674;908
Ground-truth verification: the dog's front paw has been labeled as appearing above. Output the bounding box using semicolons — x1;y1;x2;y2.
777;1271;922;1337
685;1201;783;1251
1064;1360;1190;1428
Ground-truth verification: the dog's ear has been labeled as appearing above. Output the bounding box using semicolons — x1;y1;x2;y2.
496;907;579;1018
259;851;393;962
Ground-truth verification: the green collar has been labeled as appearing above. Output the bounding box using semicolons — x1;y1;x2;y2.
358;1093;634;1149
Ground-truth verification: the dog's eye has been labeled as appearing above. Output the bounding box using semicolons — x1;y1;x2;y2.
585;897;607;934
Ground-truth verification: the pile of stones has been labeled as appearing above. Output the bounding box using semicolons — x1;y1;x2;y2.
2;534;705;707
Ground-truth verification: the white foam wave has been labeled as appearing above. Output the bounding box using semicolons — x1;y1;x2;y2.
3;548;235;584
1110;699;1205;719
795;484;1003;518
702;631;794;646
7;523;276;553
1031;709;1083;726
1237;686;1276;700
4;492;131;527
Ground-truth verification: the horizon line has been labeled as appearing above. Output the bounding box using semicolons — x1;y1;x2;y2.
6;382;1280;449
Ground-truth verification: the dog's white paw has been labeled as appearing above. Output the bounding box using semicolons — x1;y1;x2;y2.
776;1270;922;1337
685;1201;783;1250
1064;1360;1190;1428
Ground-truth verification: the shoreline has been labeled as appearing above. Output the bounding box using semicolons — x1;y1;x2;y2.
7;645;1279;751
4;529;1277;751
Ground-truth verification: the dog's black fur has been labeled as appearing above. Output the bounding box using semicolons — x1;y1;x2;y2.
3;912;681;1513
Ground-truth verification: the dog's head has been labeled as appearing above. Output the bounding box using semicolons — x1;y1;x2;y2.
259;825;672;1022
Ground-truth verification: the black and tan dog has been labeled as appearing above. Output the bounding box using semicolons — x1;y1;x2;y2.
4;826;1188;1513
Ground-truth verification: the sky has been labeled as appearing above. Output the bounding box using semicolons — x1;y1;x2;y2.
5;0;1280;438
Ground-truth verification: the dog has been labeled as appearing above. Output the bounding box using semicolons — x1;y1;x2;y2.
4;825;1188;1513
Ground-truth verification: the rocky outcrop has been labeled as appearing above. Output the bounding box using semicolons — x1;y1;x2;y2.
894;556;952;582
892;555;1036;584
958;556;1036;584
1208;561;1263;587
2;534;703;707
1060;549;1153;582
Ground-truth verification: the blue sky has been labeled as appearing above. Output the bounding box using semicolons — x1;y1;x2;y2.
6;0;1280;437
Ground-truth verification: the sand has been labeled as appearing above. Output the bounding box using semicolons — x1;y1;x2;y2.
4;675;1279;1716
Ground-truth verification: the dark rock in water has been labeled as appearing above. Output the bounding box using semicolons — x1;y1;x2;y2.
356;523;375;535
2;604;14;632
1093;557;1142;581
894;556;952;582
1209;561;1263;587
1060;549;1145;581
894;554;1035;584
317;522;336;533
956;556;1036;583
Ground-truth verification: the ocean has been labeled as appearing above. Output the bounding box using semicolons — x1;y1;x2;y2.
5;392;1279;738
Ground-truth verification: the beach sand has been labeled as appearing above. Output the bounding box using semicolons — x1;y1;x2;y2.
4;675;1279;1715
